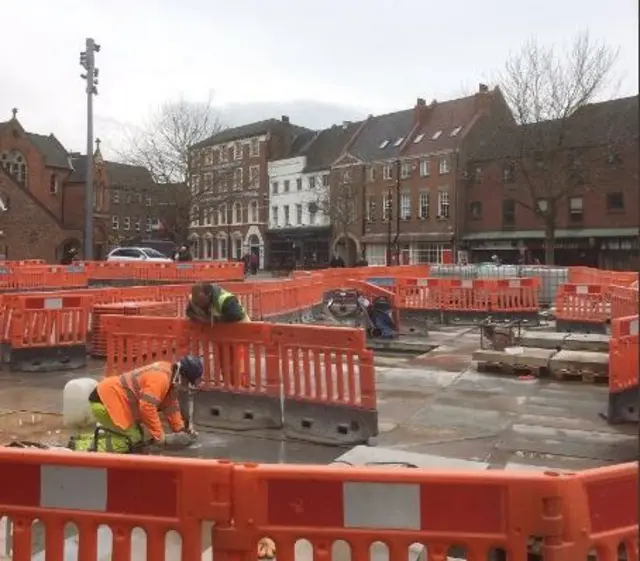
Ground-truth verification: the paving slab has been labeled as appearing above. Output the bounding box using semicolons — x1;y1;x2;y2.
520;330;568;349
549;349;609;378
472;346;557;367
563;333;611;353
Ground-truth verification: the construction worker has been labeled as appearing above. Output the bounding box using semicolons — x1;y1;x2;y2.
86;355;204;452
187;282;250;324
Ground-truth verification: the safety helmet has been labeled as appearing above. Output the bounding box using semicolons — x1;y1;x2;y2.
176;355;204;386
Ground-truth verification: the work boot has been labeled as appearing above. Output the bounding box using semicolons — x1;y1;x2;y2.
164;432;193;449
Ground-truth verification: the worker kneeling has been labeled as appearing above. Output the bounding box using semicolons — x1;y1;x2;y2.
187;282;250;324
75;356;204;454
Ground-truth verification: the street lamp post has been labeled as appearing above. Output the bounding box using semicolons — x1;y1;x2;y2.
79;38;100;260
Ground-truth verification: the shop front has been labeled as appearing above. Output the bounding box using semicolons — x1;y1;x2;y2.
265;226;332;270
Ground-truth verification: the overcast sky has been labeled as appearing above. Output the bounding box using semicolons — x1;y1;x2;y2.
1;0;637;159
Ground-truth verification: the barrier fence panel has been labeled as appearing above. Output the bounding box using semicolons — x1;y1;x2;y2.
608;315;639;424
0;446;233;561
610;285;639;320
103;316;377;445
570;462;639;560
271;323;377;445
223;463;580;561
7;294;91;372
555;284;610;334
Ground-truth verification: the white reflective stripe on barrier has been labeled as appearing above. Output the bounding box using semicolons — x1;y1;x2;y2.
40;465;107;511
344;482;420;529
44;298;63;309
508;280;521;288
576;285;588;295
630;318;639;336
461;280;473;288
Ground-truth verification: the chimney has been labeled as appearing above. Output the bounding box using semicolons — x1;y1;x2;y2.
475;84;492;113
342;120;352;129
414;98;428;125
281;115;289;124
478;83;489;93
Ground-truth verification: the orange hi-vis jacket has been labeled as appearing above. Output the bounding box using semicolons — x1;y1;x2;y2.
96;361;185;441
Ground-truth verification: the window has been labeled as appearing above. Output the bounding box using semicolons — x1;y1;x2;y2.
250;138;260;157
607;192;624;212
309;176;316;189
218;204;227;225
368;167;376;182
450;126;462;137
365;197;376;221
379;140;390;149
296;203;303;224
203;148;213;166
382;195;391;221
249;165;260;189
415;243;447;264
536;199;548;214
134;219;141;232
204;173;213;189
503;162;515;182
219;238;228;260
249;201;258;223
49;174;58;195
383;165;392;180
393;137;404;147
439;156;450;175
309;203;317;224
284;180;290;193
190;174;200;194
419;160;430;177
190;206;200;227
413;133;425;144
234;142;242;160
234;168;243;190
112;191;120;204
145;196;152;206
502;199;515;225
271;206;279;226
296;178;302;190
437;191;450;218
283;205;290;225
400;193;411;220
569;197;583;222
469;201;482;220
234;238;243;259
401;161;412;179
111;216;119;229
418;192;429;219
431;130;442;140
123;217;131;231
322;174;329;187
145;217;153;232
342;169;351;183
272;181;279;194
234;202;243;224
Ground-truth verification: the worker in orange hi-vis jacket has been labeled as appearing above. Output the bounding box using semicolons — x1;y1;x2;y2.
88;356;204;449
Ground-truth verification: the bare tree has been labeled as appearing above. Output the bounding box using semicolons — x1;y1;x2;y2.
496;31;620;264
315;179;360;264
118;95;226;242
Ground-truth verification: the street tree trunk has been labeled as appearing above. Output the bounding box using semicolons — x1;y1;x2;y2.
544;219;555;265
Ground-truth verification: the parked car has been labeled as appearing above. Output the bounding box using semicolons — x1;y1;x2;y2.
106;247;173;263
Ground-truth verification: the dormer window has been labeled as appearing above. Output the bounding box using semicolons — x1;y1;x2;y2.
431;130;442;140
379;140;390;149
393;137;404;147
413;133;425;144
450;126;462;137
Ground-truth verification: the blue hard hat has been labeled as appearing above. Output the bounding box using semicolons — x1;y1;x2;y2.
178;355;204;384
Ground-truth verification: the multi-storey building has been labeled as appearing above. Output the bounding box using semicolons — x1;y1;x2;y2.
328;85;513;264
0;109;111;261
461;95;639;269
266;122;362;268
188;116;311;268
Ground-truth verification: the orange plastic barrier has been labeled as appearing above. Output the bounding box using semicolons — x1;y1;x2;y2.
0;446;233;560
569;266;639;288
608;314;639;424
555;284;610;332
610;285;639;320
396;277;540;323
102;316;378;444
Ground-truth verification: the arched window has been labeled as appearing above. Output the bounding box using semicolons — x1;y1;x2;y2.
218;204;227;225
191;205;200;227
234;168;243;190
249;200;259;223
233;202;243;224
0;150;28;185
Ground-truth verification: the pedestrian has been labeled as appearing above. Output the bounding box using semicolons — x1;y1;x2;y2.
60;247;78;265
87;355;203;451
176;245;192;262
249;251;258;275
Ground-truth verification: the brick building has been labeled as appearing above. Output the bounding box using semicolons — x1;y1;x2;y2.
461;95;639;269
188;116;311;268
328;85;514;264
0;109;110;261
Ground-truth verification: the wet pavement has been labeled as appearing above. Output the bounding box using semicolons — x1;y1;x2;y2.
0;326;636;470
